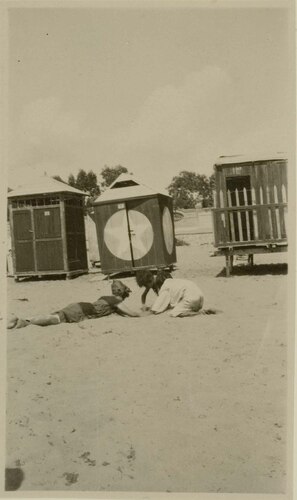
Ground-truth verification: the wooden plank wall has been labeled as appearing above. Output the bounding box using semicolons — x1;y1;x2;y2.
212;160;288;247
65;204;88;270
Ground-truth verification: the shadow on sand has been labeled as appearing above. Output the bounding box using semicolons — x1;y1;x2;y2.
5;467;24;491
10;273;87;283
216;262;288;278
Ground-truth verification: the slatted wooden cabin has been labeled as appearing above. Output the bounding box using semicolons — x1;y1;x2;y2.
8;176;88;280
92;174;176;275
211;153;288;276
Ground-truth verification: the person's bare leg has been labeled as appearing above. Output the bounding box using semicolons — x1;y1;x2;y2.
7;313;61;329
29;314;60;326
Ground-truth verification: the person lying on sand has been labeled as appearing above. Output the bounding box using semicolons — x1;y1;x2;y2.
7;280;141;329
150;276;220;317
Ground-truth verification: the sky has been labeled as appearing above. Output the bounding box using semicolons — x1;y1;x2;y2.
7;2;294;192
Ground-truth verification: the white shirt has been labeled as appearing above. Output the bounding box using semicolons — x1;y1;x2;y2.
151;279;204;317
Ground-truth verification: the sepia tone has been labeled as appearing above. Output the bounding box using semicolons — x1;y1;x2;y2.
2;1;295;497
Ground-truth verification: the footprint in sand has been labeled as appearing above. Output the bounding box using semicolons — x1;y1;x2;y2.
79;451;96;467
62;472;79;486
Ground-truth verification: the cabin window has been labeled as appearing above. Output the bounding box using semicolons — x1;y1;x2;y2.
226;175;254;241
110;180;138;189
35;197;60;206
226;175;252;206
11;197;61;209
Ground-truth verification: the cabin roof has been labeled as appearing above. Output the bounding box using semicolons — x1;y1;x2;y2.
109;173;139;189
215;152;287;167
7;175;87;198
93;173;169;204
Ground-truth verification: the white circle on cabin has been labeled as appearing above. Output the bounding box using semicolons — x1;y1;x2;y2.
127;210;154;260
104;209;154;261
162;206;174;254
104;210;131;260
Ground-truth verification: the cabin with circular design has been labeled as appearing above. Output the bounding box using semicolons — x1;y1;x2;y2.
92;174;177;274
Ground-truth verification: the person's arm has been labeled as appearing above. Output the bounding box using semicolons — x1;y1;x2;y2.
150;291;171;314
141;287;151;311
115;302;141;317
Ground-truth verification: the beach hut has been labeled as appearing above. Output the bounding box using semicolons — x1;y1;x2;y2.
8;176;88;280
92;174;176;275
211;153;288;276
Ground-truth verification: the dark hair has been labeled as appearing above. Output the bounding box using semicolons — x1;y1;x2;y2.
135;269;155;288
153;269;172;294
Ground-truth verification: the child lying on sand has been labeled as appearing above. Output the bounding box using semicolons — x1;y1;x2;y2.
7;280;141;329
151;276;219;317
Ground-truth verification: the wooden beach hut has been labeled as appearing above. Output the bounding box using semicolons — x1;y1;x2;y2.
211;153;288;276
92;174;176;275
8;176;88;280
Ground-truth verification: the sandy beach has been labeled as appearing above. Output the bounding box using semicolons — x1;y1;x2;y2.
5;233;289;494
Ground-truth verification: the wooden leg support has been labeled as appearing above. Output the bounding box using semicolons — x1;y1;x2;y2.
248;254;254;266
225;255;233;277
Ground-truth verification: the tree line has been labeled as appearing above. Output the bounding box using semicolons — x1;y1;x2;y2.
168;171;215;209
53;166;215;209
53;165;130;207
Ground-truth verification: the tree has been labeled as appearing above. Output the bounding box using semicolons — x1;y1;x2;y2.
52;175;67;184
68;173;76;187
100;165;130;189
209;173;215;190
67;169;101;211
67;169;101;199
194;173;214;208
167;171;215;209
75;169;88;191
206;173;216;207
84;171;100;198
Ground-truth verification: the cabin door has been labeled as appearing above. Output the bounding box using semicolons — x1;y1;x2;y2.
103;205;134;269
102;201;154;268
33;207;64;271
226;176;254;241
12;210;35;272
126;200;154;267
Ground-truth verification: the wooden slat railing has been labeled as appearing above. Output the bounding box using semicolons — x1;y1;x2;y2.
212;203;288;246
